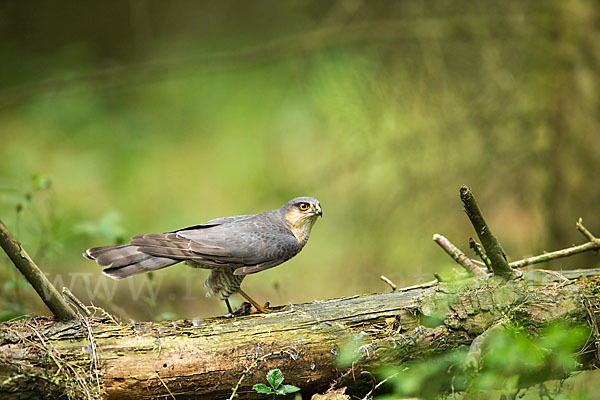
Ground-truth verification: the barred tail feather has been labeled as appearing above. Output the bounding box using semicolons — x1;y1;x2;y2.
84;245;179;279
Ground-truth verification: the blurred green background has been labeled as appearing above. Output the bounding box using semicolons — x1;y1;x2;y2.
0;1;599;322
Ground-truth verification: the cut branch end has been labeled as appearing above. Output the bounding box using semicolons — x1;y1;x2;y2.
459;186;517;280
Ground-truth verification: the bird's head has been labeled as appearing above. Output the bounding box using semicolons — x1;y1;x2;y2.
281;197;322;248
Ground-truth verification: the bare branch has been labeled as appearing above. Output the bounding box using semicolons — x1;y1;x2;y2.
510;241;600;268
433;234;487;276
459;186;518;279
0;219;77;321
576;218;596;242
511;219;600;269
61;287;91;317
379;275;397;292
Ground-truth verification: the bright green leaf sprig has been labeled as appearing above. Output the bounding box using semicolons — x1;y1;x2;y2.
252;368;300;397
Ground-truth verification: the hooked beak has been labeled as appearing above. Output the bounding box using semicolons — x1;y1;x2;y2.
315;207;323;217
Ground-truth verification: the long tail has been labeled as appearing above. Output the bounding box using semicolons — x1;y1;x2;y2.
84;244;179;279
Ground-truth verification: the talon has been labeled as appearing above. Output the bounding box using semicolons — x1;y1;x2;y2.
238;289;288;314
250;302;273;314
249;302;291;314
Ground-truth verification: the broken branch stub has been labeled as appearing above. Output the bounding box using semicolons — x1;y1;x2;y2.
433;234;486;276
459;186;516;279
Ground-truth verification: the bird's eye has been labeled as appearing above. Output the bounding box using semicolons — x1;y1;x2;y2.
299;203;310;211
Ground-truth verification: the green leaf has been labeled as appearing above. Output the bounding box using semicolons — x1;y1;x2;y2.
266;368;284;389
252;383;274;394
281;384;300;394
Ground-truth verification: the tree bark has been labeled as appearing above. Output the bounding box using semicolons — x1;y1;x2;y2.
1;269;599;400
0;218;77;321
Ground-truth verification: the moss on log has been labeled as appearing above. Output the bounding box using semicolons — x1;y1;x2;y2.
1;270;599;399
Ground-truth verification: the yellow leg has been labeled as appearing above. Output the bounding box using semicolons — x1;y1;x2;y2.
237;288;272;313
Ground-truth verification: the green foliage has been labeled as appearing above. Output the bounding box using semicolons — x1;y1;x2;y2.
266;369;285;389
377;322;590;399
252;383;274;394
578;276;600;298
252;368;300;397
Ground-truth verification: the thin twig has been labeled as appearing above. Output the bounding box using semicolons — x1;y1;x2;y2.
510;220;600;269
531;269;569;285
581;296;600;361
510;242;600;268
576;218;596;242
433;234;486;276
379;275;397;292
469;237;492;272
26;323;63;373
79;312;101;395
87;303;120;325
22;323;96;399
470;259;487;267
396;280;438;292
373;371;399;392
62;287;91;317
362;371;400;399
156;372;177;400
93;293;132;322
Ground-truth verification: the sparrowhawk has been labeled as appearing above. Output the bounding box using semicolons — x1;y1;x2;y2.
84;197;322;313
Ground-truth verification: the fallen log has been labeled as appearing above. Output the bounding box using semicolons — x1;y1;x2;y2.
0;268;599;399
2;186;599;399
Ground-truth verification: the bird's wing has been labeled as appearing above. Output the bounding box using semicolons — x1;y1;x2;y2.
179;215;300;272
131;212;300;274
171;214;254;232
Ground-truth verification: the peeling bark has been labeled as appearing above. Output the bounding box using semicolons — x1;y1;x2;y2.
0;269;599;399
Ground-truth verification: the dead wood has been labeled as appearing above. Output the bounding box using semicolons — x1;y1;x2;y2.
0;218;77;321
0;268;599;399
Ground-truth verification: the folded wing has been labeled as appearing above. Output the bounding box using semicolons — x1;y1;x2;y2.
86;211;299;278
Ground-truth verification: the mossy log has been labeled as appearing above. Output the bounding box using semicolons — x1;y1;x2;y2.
1;269;599;399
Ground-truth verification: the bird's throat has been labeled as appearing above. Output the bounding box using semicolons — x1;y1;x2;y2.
285;210;317;250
